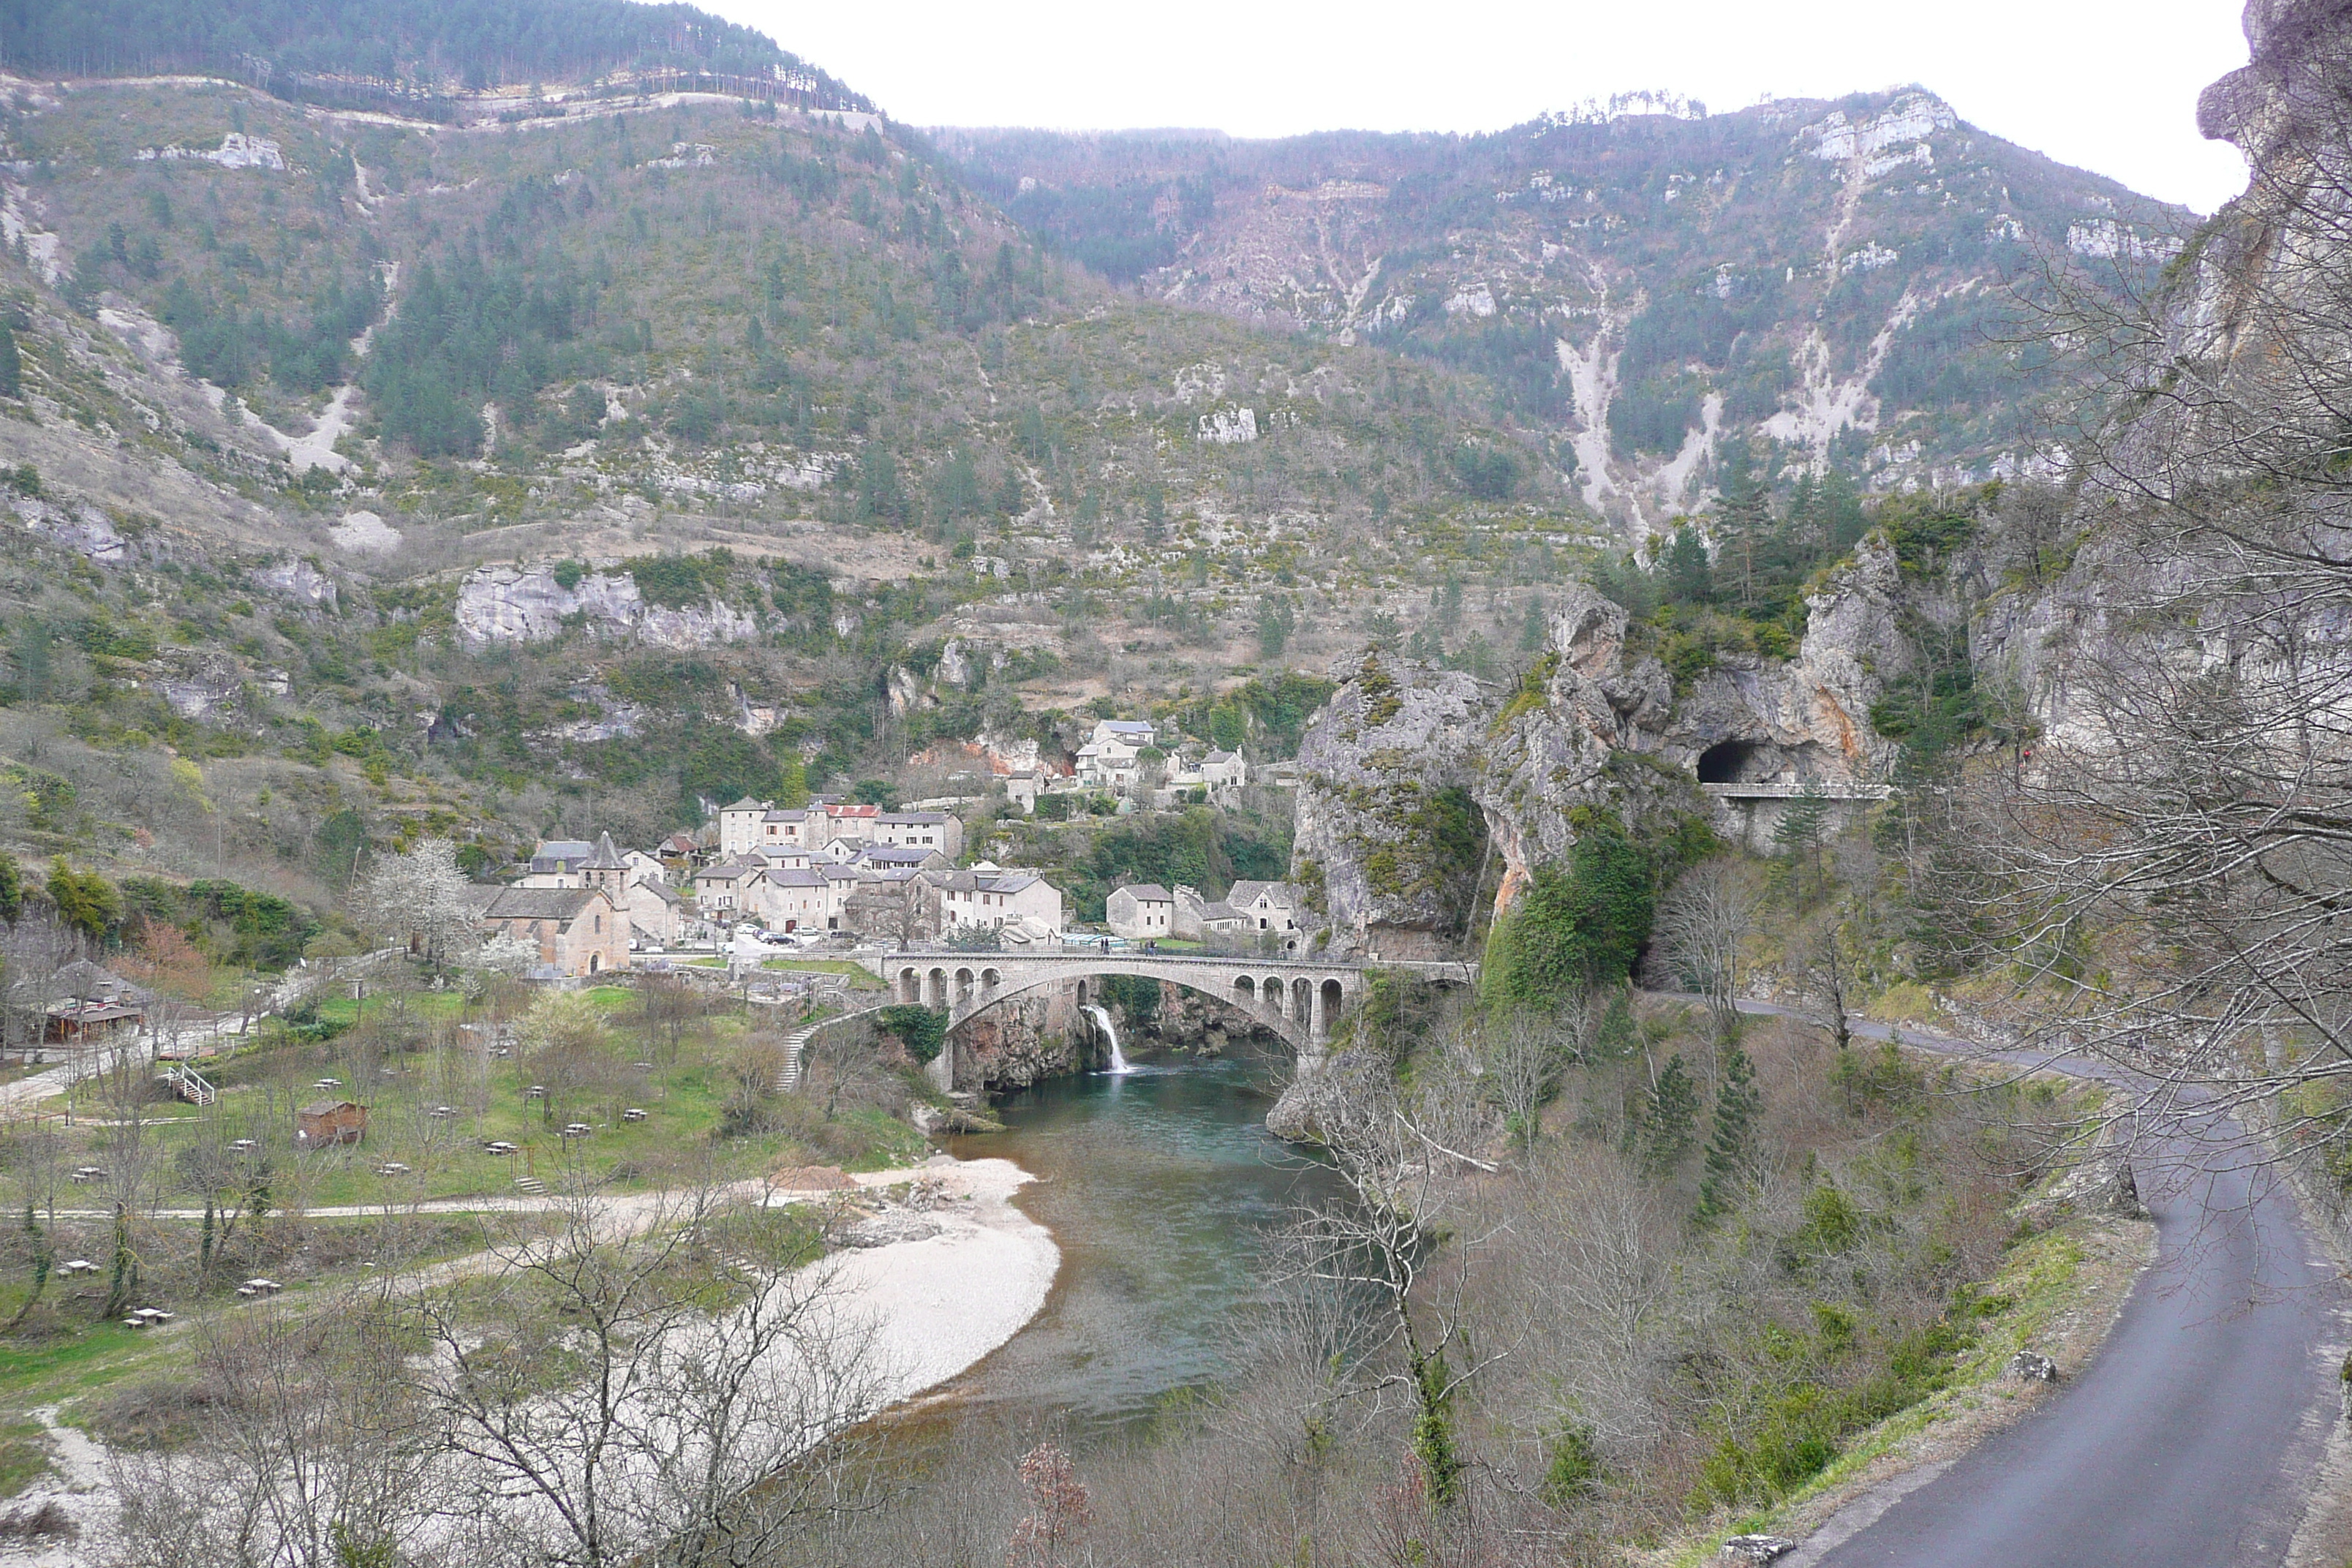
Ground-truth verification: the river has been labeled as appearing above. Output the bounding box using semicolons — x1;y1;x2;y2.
942;1039;1340;1441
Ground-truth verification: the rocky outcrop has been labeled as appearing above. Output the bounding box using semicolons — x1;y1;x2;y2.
148;647;257;722
2195;0;2352;168
954;988;1085;1090
255;557;338;611
1290;652;1490;958
1294;550;1918;950
15;496;130;562
1660;532;1910;782
454;563;760;648
1475;586;1674;912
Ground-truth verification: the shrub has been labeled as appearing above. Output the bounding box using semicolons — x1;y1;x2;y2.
1487;821;1654;1004
878;1004;946;1064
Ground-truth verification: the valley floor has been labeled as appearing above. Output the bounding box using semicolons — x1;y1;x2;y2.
0;1151;1062;1564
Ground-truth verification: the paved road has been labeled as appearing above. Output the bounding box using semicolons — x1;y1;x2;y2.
1717;998;2349;1568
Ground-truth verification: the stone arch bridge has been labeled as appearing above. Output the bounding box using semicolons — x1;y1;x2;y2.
852;949;1369;1057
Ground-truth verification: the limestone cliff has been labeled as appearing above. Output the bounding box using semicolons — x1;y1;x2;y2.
455;563;761;649
953;988;1086;1090
1289;652;1490;959
1971;0;2352;740
1292;540;1917;952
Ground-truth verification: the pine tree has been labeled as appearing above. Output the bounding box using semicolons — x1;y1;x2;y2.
1772;784;1831;902
1519;595;1548;651
1695;1044;1762;1219
0;323;17;399
1660;524;1713;605
1714;441;1773;611
1597;987;1638;1060
1639;1053;1699;1175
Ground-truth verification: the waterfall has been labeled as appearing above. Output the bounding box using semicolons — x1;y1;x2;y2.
1085;1004;1132;1074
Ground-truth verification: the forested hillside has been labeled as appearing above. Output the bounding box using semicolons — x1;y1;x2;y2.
0;43;1594;902
0;0;867;113
941;95;2192;530
0;0;2201;939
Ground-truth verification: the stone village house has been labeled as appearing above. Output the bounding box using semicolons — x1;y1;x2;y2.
1107;883;1177;940
467;886;629;977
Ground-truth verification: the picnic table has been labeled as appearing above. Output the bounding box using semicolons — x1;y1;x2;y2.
622;1108;647;1123
235;1278;282;1298
484;1140;519;1156
559;1123;592;1139
374;1161;411;1176
56;1259;98;1276
123;1308;174;1328
69;1167;108;1183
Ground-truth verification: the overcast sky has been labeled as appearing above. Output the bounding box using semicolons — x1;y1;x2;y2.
706;0;2252;214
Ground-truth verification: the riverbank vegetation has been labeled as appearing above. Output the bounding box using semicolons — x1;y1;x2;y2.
771;988;2089;1568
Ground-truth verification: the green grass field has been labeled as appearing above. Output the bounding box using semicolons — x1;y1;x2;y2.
20;982;921;1210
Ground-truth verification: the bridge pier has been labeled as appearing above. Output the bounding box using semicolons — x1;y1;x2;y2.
864;949;1373;1063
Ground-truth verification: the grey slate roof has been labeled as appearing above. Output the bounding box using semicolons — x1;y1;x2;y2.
1114;883;1174;903
479;887;603;921
531;840;595;872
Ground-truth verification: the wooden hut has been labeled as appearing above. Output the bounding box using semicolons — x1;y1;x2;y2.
295;1101;368;1147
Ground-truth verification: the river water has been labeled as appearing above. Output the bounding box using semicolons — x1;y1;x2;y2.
943;1042;1339;1441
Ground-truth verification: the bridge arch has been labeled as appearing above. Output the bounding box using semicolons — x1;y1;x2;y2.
860;952;1365;1060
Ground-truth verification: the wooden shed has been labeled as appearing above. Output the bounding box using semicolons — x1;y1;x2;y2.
295;1101;368;1147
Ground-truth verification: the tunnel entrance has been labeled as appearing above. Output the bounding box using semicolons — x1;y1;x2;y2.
1696;740;1760;784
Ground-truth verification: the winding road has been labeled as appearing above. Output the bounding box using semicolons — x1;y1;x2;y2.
1723;1000;2351;1568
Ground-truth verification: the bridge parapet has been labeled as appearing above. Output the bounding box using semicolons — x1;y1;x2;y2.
1698;782;1893;801
855;949;1368;1055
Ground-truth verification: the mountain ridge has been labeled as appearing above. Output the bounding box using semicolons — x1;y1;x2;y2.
939;86;2193;529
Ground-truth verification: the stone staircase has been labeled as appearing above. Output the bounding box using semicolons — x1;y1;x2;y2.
775;1001;891;1094
513;1175;547;1197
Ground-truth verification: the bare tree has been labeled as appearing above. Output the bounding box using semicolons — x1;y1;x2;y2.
404;1170;883;1567
107;1289;444;1568
1926;45;2352;1168
1650;857;1758;1042
1789;906;1855;1057
1285;1051;1504;1507
1;911;83;1063
636;971;710;1065
1477;1002;1588;1157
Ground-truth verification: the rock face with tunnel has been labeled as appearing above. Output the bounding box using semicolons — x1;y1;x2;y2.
1292;542;1913;954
